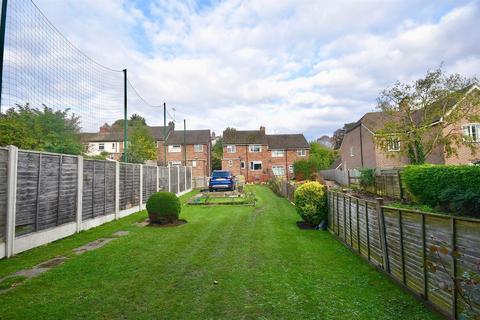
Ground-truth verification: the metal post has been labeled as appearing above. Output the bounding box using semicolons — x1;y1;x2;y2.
123;69;128;163
6;145;17;257
76;156;83;232
0;0;8;113
163;102;167;166
183;119;187;166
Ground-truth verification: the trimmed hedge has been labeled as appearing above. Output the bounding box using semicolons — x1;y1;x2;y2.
402;165;480;216
146;192;182;223
294;181;327;226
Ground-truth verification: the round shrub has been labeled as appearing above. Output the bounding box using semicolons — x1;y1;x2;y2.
294;181;327;226
146;192;181;224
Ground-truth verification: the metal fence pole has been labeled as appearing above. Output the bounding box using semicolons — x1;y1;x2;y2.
76;156;83;232
6;145;18;257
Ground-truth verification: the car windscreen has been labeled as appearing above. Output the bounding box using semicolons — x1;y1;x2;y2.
212;171;230;178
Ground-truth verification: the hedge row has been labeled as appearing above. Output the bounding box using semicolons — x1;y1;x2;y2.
402;165;480;216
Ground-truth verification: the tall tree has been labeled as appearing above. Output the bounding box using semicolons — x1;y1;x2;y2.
376;67;480;164
0;104;83;154
125;124;156;163
212;137;223;170
112;113;147;129
309;142;338;170
332;122;356;149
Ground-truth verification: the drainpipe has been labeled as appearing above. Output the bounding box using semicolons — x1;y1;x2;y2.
360;124;364;167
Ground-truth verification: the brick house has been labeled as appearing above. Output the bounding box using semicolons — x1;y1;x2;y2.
221;127;310;182
339;85;480;170
156;129;211;179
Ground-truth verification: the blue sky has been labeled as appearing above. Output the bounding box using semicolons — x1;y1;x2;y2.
22;0;480;138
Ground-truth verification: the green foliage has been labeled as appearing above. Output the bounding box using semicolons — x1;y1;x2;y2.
294;181;327;226
0;104;83;154
112;113;147;129
402;165;480;216
126;124;156;163
212;137;223;170
146;192;182;223
359;168;375;188
293;159;316;180
267;177;283;196
309;142;337;170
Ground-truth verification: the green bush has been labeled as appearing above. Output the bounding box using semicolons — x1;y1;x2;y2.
293;159;316;180
359;168;375;188
146;192;182;223
294;181;327;226
402;165;480;216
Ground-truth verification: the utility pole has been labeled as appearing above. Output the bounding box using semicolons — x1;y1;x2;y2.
163;102;167;166
123;69;128;162
183;119;187;166
0;0;8;114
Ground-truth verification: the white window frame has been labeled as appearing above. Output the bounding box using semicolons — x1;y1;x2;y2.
249;145;262;153
297;149;306;157
272;165;285;176
387;137;401;152
463;123;480;142
194;144;203;152
168;144;182;153
192;160;197;167
226;145;236;153
249;161;262;171
98;143;105;151
271;149;285;157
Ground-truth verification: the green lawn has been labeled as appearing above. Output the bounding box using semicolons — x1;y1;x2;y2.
0;186;438;319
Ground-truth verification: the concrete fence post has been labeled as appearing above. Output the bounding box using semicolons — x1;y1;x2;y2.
177;166;180;194
156;166;159;192
139;165;143;209
190;166;193;190
168;166;171;192
6;145;18;257
115;161;120;219
76;156;83;232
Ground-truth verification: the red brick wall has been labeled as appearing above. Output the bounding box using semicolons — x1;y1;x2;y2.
156;141;211;177
222;144;310;182
444;118;480;165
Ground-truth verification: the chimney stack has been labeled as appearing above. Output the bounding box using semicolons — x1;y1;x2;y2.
259;126;266;134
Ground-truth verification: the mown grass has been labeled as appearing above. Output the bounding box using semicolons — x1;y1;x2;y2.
0;186;438;319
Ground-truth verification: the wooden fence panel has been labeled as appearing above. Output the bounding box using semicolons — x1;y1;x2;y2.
170;167;178;194
179;166;186;193
83;160;115;220
158;167;169;191
186;167;192;190
328;190;480;319
57;156;78;225
142;166;157;204
0;149;8;241
119;163;140;210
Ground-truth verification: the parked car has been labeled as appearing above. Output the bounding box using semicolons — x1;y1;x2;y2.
209;170;235;192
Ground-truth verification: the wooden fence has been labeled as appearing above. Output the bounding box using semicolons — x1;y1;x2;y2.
328;190;480;319
0;146;193;259
319;169;360;186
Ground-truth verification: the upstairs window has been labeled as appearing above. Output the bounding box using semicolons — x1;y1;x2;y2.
271;149;285;157
168;145;182;153
297;149;306;156
194;144;203;152
226;145;236;153
249;145;262;153
387;137;401;151
98;143;105;150
463;124;480;142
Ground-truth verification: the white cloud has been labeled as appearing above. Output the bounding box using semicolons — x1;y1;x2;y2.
10;0;480;139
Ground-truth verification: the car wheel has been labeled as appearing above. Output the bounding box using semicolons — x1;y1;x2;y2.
209;187;213;192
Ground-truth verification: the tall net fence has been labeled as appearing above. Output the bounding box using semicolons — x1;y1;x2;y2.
0;0;171;138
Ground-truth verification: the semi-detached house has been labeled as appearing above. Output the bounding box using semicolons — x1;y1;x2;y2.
221;126;310;183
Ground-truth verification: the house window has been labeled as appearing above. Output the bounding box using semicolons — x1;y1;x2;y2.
168;145;182;153
249;161;262;170
111;143;115;149
169;161;182;166
240;161;245;169
194;144;203;152
249;145;261;153
297;149;306;156
98;143;105;150
350;147;354;157
271;149;285;157
192;160;197;167
226;145;236;153
288;165;294;173
463;124;480;142
272;165;285;176
228;160;233;167
387;137;401;151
